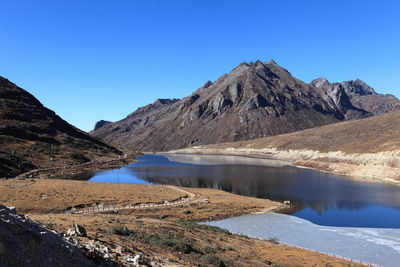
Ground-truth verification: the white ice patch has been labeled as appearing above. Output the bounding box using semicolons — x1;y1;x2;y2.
204;212;400;267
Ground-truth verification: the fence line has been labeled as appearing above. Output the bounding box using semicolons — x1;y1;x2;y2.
244;233;379;267
66;185;205;215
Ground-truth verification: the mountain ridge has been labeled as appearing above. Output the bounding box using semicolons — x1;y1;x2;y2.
311;77;400;115
0;76;123;178
91;60;398;152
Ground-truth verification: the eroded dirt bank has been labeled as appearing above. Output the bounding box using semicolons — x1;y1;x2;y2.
169;147;400;184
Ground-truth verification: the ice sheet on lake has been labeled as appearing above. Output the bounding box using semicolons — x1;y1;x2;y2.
204;212;400;267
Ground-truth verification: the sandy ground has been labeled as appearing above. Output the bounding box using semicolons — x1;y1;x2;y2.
0;178;361;266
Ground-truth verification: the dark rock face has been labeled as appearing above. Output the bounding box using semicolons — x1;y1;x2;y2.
312;78;400;115
92;60;379;152
0;205;107;266
0;77;122;178
93;120;111;131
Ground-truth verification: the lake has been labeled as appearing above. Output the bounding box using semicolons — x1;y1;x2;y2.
89;154;400;228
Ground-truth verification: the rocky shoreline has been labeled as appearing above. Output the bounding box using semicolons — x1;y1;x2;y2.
168;147;400;184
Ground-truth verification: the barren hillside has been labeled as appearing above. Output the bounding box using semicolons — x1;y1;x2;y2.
0;77;123;178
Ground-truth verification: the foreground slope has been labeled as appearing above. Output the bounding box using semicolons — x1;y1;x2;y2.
176;110;400;181
0;179;361;267
0;77;122;178
92;60;376;151
0;205;109;266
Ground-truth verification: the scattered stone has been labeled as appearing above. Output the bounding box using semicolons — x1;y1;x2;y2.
0;204;107;266
73;222;87;237
8;206;16;214
116;245;124;255
183;209;191;214
66;228;76;237
133;254;141;265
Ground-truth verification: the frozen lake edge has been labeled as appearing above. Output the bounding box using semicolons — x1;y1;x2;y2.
204;212;400;267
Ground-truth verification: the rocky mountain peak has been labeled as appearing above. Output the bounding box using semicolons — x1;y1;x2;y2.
341;79;377;96
203;80;213;88
93;120;111;131
309;77;399;115
91;60;376;151
310;77;330;88
154;98;179;105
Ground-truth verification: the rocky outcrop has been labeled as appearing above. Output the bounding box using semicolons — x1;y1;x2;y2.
312;77;400;115
0;77;122;178
93;120;111;131
0;205;109;266
91;60;378;152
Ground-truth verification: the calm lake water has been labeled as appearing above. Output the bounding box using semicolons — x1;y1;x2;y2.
89;154;400;228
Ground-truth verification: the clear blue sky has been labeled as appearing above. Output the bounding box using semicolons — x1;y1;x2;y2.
1;0;399;132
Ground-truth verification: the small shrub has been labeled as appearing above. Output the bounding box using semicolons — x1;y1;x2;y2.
176;220;231;235
201;245;214;254
202;253;225;267
129;230;196;254
111;226;130;236
267;237;279;244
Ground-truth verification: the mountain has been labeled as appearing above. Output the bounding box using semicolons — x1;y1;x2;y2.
311;77;400;115
91;60;378;152
0;77;122;178
178;110;400;181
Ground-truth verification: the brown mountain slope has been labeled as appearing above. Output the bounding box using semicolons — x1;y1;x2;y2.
92;60;372;151
206;110;400;154
0;77;122;178
177;110;400;181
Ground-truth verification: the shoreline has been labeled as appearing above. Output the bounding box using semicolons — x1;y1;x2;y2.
12;154;137;180
164;147;400;186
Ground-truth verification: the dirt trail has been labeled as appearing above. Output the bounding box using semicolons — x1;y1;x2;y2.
67;185;207;214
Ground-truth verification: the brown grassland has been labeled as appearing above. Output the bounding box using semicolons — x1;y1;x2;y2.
0;178;361;266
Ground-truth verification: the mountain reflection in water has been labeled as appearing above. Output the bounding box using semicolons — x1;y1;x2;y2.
89;154;400;228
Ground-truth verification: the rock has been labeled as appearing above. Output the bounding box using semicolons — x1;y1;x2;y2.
0;241;5;256
67;228;76;237
8;206;16;214
133;254;141;265
112;253;118;260
115;245;124;255
72;222;87;237
0;204;105;266
183;209;191;214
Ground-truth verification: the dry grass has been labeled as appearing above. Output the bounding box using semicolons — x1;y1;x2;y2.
0;179;184;214
31;214;361;267
0;179;361;266
210;110;400;153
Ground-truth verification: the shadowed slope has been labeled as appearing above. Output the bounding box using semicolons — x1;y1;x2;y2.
0;77;122;178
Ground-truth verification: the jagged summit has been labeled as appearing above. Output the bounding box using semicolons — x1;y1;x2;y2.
91;60;391;152
311;77;399;115
310;77;330;88
341;79;377;96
